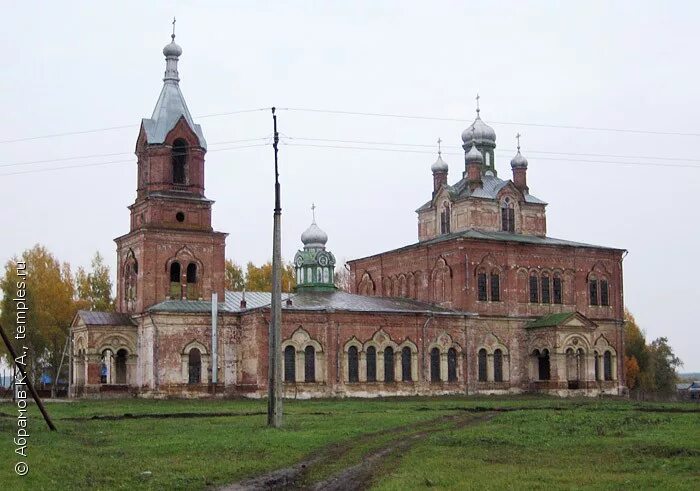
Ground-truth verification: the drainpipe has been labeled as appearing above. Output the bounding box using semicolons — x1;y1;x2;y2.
421;316;433;383
211;293;218;385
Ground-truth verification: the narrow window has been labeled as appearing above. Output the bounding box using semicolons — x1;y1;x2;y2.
589;279;599;306
529;274;539;303
553;275;562;304
186;263;197;283
115;349;128;384
538;349;551;381
172;139;188;184
170;262;181;282
366;346;377;382
501;198;515;233
594;352;600;381
447;348;458;382
284;346;296;382
600;280;609;306
478;348;487;382
603;351;613;381
430;348;441;383
401;347;412;381
440;202;451;234
494;349;503;382
384;347;394;382
490;272;500;302
477;272;487;301
348;346;359;383
304;346;315;382
541;274;551;304
188;348;201;384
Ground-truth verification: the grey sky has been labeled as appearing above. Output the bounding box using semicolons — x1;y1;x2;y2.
1;1;698;370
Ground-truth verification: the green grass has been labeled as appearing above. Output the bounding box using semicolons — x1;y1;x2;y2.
0;396;697;490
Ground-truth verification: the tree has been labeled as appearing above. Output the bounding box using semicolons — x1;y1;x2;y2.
624;309;648;372
75;252;114;312
245;261;296;292
624;356;640;390
334;265;351;292
647;337;682;394
225;260;245;290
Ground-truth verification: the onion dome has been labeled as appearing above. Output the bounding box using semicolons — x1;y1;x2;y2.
431;154;449;173
510;134;528;168
465;141;484;164
163;34;182;57
461;114;496;146
301;221;328;249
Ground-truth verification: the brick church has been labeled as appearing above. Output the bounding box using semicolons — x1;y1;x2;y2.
70;34;626;399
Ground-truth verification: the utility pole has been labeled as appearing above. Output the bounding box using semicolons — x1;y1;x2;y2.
268;107;283;427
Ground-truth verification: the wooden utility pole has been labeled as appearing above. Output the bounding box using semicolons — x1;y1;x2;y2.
0;323;56;431
268;107;283;427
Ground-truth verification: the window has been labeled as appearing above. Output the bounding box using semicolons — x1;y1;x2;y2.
604;351;613;381
440;202;451;234
477;273;487;301
348;346;359;383
366;346;377;382
553;275;562;304
494;349;503;382
490;272;500;302
478;349;487;382
401;347;412;381
430;348;441;383
594;352;600;381
384;347;394;382
172;139;187;184
501;198;515;233
304;346;315;382
170;262;181;282
589;279;599;306
284;346;296;382
537;349;551;381
600;280;609;306
529;274;539;303
176;211;185;222
541;274;551;304
447;348;457;382
188;348;201;384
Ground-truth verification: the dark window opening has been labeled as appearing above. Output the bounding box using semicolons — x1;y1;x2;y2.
541;274;551;304
304;346;315;382
187;348;201;384
440;204;451;234
594;352;600;381
604;351;613;381
478;349;487;382
553;276;562;304
447;348;457;382
170;262;181;283
477;273;487;301
384;347;394;382
529;275;539;303
501;206;515;233
284;346;296;382
430;348;441;383
401;347;412;381
176;212;185;222
348;346;359;383
494;349;503;382
537;350;551;381
589;279;599;306
186;263;197;283
600;280;609;306
172;139;187;184
366;346;377;382
490;273;500;302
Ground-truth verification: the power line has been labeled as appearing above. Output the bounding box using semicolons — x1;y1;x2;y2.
280;107;700;138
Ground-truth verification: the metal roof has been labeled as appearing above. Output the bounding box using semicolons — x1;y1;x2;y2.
76;311;136;326
142;81;206;149
525;312;577;329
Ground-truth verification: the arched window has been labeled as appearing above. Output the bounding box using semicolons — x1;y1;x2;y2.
447;348;457;382
553;275;563;304
100;349;112;384
170;261;181;282
490;272;500;302
600;279;609;306
115;349;128;384
541;273;551;304
440;202;451;234
284;346;296;382
172;139;188;184
589;277;599;306
603;351;613;381
348;346;359;383
384;347;394;382
304;346;315;382
188;348;201;384
501;198;515;233
529;274;539;303
124;257;138;306
186;263;198;300
477;272;487;301
494;349;503;382
594;352;600;381
537;349;551;381
430;348;441;383
401;347;412;381
478;348;487;382
366;346;377;382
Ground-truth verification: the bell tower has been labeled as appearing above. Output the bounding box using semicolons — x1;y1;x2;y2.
115;28;227;314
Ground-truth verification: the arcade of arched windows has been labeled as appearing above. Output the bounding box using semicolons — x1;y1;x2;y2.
281;328;325;383
167;251;202;300
476;343;510;383
343;330;422;384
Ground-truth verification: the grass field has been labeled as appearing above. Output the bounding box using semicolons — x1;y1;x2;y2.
0;396;698;490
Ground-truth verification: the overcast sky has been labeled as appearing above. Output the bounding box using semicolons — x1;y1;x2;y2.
1;1;698;371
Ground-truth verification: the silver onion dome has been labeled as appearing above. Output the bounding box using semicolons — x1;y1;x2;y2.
163;35;182;57
301;221;328;249
510;150;528;169
461;115;496;146
465;141;484;164
431;154;449;172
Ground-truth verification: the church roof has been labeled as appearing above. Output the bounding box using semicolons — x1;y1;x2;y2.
417;174;546;212
75;311;136;326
